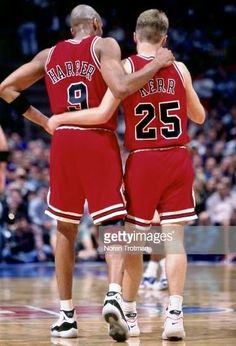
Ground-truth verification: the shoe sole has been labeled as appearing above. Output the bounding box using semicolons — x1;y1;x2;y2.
103;311;128;342
162;330;186;340
51;328;78;338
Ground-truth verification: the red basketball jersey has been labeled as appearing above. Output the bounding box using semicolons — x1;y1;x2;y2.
45;35;117;130
122;55;190;150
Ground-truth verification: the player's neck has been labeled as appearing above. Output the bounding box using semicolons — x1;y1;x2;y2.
73;29;94;41
137;42;161;57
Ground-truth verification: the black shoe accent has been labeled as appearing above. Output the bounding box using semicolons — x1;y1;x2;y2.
51;321;77;332
62;309;74;318
106;291;118;297
169;309;181;316
126;312;137;318
104;298;126;321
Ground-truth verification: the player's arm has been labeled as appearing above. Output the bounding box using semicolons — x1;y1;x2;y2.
176;61;205;124
0;49;50;131
47;88;120;133
97;37;174;99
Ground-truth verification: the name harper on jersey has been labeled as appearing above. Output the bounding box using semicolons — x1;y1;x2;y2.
140;78;176;97
47;60;96;84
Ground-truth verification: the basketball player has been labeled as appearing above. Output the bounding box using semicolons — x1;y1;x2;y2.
0;126;9;193
0;5;174;341
47;9;205;340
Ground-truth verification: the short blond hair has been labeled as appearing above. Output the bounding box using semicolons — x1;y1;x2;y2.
136;9;169;43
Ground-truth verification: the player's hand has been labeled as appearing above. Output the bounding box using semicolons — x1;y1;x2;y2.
47;115;60;135
154;47;175;68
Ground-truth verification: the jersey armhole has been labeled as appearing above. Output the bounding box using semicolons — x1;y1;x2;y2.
173;61;185;87
91;36;101;70
45;46;56;70
124;57;134;74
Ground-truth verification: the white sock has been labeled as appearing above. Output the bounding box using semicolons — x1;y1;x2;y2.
144;260;158;277
169;295;183;311
122;301;137;314
109;283;122;294
159;258;167;280
60;299;74;311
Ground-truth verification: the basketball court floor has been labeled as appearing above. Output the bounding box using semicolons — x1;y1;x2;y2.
0;261;235;345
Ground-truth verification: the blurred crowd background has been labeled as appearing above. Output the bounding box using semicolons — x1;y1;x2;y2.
0;0;236;263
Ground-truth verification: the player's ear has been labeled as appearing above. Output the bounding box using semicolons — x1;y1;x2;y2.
133;32;137;43
161;35;168;47
93;17;98;31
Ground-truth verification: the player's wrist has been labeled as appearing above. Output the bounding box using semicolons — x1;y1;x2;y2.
9;93;31;115
0;150;10;162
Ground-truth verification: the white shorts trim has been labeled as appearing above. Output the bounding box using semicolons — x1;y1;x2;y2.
159;208;195;217
94;210;127;224
126;214;152;224
160;215;198;225
47;190;83;217
91;203;125;217
45;210;80;224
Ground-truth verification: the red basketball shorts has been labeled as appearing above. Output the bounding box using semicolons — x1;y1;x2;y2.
46;127;126;224
124;147;197;229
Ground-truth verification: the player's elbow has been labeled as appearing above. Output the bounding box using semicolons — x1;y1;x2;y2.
188;106;206;124
0;83;5;98
0;82;15;99
96;114;110;124
110;85;129;100
195;108;206;124
195;115;205;124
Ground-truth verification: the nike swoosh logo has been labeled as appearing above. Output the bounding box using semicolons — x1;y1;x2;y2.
129;325;136;328
172;322;179;325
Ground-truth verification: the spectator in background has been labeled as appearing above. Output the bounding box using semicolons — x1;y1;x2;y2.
17;0;38;57
0;126;9;260
28;185;55;258
0;188;28;229
1;213;47;263
205;178;236;226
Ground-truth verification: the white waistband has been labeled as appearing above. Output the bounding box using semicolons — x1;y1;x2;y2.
56;126;112;133
131;146;186;154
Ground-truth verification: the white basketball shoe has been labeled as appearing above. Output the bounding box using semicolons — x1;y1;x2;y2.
162;308;185;340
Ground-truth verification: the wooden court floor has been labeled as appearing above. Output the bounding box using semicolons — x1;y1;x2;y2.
0;262;235;346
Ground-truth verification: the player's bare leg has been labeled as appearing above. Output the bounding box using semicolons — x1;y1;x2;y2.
51;221;78;338
122;252;142;336
162;223;186;340
102;220;129;342
120;222;145;336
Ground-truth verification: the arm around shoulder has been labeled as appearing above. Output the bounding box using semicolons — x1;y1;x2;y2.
98;39;175;99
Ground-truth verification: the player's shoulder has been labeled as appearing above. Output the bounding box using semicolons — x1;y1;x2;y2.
33;48;51;65
174;61;189;74
96;36;119;49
